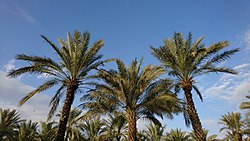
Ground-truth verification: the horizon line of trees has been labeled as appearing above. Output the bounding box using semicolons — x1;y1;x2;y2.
1;30;247;141
1;102;250;141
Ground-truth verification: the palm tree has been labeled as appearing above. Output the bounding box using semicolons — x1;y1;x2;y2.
136;130;148;141
81;116;105;141
39;121;58;141
240;95;250;117
151;32;239;141
102;113;127;141
0;108;23;140
165;128;190;141
219;112;244;141
64;108;84;141
17;120;39;141
189;129;217;141
7;31;107;141
144;122;166;141
81;59;182;141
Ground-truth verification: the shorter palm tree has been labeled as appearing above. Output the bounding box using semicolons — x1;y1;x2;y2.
219;112;244;141
64;108;84;141
82;116;105;141
144;122;166;141
189;129;217;141
17;120;39;141
39;121;58;141
165;128;190;141
0;108;23;140
102;113;127;141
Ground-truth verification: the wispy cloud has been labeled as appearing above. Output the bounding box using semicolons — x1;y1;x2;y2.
0;71;51;121
37;73;51;79
10;5;37;23
243;28;250;50
4;59;15;72
203;63;250;105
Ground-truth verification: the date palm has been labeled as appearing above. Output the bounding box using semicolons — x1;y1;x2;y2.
144;122;166;141
0;109;23;140
81;59;182;141
165;128;190;141
39;121;58;141
189;129;217;141
64;108;84;141
219;112;244;141
151;32;239;141
17;120;39;141
103;113;127;141
7;31;106;141
81;116;105;141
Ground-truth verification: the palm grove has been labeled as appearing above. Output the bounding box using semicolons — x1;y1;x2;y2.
1;31;247;141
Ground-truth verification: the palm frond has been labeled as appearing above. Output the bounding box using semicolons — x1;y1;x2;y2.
47;84;66;121
192;85;203;102
19;79;59;106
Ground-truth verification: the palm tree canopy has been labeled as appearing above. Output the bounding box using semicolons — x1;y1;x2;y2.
102;113;127;141
165;128;190;141
219;112;245;140
189;129;217;141
39;121;58;141
81;58;182;124
151;32;239;100
81;116;105;141
64;108;84;141
7;31;108;120
144;122;166;141
0;109;23;140
17;120;40;141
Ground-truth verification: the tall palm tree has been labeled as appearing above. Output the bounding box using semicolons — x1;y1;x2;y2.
151;32;239;141
103;113;127;141
39;121;58;141
240;95;250;117
7;31;107;141
0;108;23;140
81;59;182;141
144;122;166;141
17;120;39;141
165;128;190;141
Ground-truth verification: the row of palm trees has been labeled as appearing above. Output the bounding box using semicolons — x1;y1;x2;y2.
1;106;250;141
6;31;240;141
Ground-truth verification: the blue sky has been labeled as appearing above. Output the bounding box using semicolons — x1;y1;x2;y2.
1;0;250;138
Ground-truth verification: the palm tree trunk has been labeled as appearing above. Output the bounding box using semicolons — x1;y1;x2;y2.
183;86;206;141
126;109;137;141
55;82;78;141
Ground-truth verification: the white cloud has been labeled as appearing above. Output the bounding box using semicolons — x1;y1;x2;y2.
234;63;250;70
0;71;51;121
37;73;51;79
4;59;15;72
203;63;250;105
243;29;250;50
10;5;37;23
